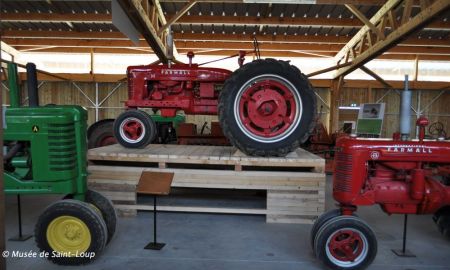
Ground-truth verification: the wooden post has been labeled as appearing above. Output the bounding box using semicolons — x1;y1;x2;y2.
90;48;94;76
0;46;6;270
413;55;419;81
329;77;343;133
368;85;373;103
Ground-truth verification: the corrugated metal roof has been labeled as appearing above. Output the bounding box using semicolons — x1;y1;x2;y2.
0;0;448;60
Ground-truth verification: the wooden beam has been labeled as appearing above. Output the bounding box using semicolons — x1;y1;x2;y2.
159;0;388;4
3;12;448;31
3;30;449;49
1;12;112;23
174;33;450;48
170;15;449;30
334;0;450;78
157;0;197;35
2;38;149;48
307;62;353;78
345;4;384;40
334;0;403;64
1;30;130;40
116;0;169;62
11;73;126;83
0;59;71;81
402;0;414;24
11;47;152;54
5;38;450;57
30;47;448;61
90;49;94;75
0;41;20;58
3;72;447;90
413;55;419;81
359;65;392;88
329;76;344;133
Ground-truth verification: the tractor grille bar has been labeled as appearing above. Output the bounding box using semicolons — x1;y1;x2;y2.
48;123;77;171
334;152;353;192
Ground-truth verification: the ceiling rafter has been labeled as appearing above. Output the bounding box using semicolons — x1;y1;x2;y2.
115;0;170;63
3;30;449;49
9;46;448;61
2;12;448;31
157;0;197;35
5;38;449;56
158;0;388;5
333;0;450;78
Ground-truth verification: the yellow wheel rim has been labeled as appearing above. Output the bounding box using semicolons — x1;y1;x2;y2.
46;216;91;256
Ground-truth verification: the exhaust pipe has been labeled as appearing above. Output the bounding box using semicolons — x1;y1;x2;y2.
26;63;39;107
166;26;174;68
400;75;411;141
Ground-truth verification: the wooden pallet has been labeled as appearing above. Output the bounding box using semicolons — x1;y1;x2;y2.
88;144;325;224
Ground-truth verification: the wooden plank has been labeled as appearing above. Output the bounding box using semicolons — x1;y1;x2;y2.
88;167;325;190
115;204;323;217
100;191;136;202
88;144;324;168
266;216;316;224
87;143;325;224
116;204;267;215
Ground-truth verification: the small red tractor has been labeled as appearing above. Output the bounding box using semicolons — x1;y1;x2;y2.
113;51;316;156
311;117;450;269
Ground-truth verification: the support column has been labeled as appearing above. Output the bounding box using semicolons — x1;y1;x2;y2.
368;85;373;103
329;77;343;134
0;45;6;270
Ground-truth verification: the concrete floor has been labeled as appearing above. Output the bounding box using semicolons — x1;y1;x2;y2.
4;176;450;270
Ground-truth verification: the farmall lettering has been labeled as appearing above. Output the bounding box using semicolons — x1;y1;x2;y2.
161;69;191;76
387;144;433;154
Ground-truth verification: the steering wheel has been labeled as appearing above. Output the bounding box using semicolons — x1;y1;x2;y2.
429;122;446;138
252;37;261;60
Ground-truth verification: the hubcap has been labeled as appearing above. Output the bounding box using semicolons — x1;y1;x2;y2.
234;74;302;143
119;117;146;143
325;228;368;267
47;216;91;256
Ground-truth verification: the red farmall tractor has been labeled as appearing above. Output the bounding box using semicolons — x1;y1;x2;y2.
311;117;450;270
113;51;316;156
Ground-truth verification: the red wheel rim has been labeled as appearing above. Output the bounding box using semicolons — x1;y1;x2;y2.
119;117;145;143
234;75;301;143
327;229;365;262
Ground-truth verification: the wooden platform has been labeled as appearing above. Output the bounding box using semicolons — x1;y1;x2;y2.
87;144;326;224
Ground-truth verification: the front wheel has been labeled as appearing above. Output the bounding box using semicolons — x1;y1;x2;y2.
310;209;341;251
314;216;377;270
35;200;108;265
218;59;316;156
113;110;156;148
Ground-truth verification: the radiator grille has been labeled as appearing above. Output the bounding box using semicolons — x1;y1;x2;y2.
334;152;353;192
48;123;77;171
127;73;134;99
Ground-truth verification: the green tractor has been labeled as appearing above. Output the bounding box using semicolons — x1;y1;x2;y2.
3;62;116;265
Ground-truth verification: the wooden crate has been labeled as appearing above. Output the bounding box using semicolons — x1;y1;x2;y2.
87;144;325;224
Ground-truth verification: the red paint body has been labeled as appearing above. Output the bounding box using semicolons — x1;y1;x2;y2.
126;63;232;117
334;135;450;215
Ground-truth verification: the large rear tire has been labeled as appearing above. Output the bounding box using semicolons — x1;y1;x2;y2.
87;120;116;149
85;189;117;244
113;110;156;148
218;59;316;156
